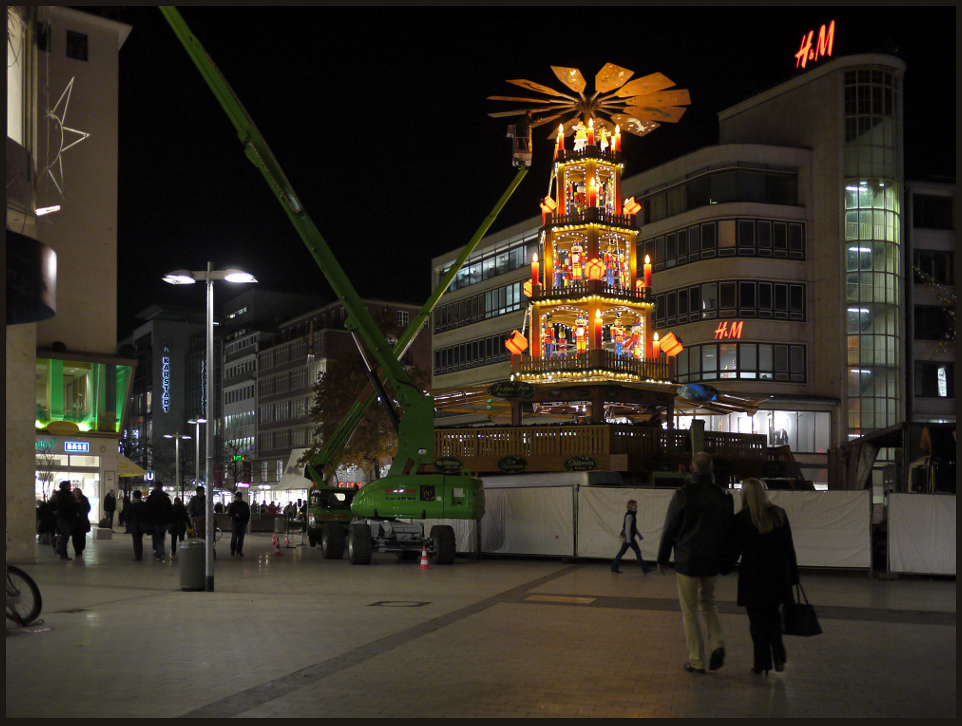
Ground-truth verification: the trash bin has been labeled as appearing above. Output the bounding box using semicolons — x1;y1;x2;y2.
274;516;286;533
179;540;206;591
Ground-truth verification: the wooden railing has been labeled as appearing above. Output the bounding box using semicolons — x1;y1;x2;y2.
533;279;652;303
511;349;670;381
434;424;767;476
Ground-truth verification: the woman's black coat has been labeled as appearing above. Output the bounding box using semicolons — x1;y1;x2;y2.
730;507;799;607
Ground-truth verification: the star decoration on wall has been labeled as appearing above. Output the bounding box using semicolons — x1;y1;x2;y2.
40;77;91;197
488;63;690;140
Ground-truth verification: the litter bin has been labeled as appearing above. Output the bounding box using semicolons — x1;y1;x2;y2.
179;540;206;591
274;516;286;533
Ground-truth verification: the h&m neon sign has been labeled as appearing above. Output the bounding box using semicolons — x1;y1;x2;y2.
795;20;834;69
714;321;744;340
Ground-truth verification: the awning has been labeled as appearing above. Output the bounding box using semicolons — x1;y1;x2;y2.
117;453;146;478
271;448;312;491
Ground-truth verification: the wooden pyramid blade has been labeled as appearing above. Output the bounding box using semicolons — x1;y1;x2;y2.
551;66;587;93
623;88;691;108
623;105;688;123
612;72;675;98
487;109;539;118
610;114;661;137
531;112;566;129
595;63;634;93
487;95;558;104
507;78;573;99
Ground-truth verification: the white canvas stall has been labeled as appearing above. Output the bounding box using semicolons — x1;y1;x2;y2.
577;487;675;560
888;493;956;575
479;486;574;557
766;490;871;568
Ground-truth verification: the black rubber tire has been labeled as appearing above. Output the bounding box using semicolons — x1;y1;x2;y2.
307;529;318;547
6;565;42;625
428;525;457;565
348;523;373;565
321;523;346;560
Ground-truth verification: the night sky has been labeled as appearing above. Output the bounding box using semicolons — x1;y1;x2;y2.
110;7;955;339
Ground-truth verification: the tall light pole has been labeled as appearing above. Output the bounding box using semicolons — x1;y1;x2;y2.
164;263;256;591
163;433;191;501
188;417;207;496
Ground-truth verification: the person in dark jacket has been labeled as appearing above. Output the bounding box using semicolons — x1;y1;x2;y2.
610;499;653;573
227;492;251;557
53;481;78;560
36;499;57;546
728;478;799;675
71;487;91;557
145;481;174;560
169;496;192;556
657;452;735;674
127;490;149;560
103;489;117;529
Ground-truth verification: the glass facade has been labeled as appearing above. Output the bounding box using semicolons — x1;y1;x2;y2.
843;68;902;437
35;358;133;433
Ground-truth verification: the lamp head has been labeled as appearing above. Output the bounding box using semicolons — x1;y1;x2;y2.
222;269;257;284
163;270;197;285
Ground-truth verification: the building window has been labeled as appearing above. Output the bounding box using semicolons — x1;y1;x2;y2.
913;249;954;286
675;343;806;383
912;194;953;230
914;305;953;341
914;361;954;398
65;30;88;61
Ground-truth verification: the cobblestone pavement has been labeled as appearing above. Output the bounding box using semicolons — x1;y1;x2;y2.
6;531;956;718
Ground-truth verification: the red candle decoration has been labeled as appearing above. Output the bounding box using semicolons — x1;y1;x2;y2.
614;124;621;151
644;254;652;288
588;177;598;207
652;332;661;358
531;253;540;286
594;309;603;349
587;118;595;146
557;124;565;150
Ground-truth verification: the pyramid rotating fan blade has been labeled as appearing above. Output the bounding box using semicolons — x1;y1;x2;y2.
551;66;587;94
547;115;584;139
595;63;634;93
487;95;560;105
487;109;540;118
531;112;566;130
623;105;688;124
611;72;676;98
507;78;574;99
624;89;691;109
610;113;661;137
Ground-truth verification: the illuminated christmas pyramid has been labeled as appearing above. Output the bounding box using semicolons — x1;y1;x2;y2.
492;64;688;420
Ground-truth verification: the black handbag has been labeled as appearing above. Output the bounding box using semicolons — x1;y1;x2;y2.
782;581;822;637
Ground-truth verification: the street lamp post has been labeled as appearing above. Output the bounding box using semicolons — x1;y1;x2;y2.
164;263;256;591
163;433;191;501
188;417;207;495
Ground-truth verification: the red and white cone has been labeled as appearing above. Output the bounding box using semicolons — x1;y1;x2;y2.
419;546;430;570
284;531;292;548
272;532;283;556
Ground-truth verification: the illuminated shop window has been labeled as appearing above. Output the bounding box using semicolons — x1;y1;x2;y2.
675;343;806;383
642;218;804;270
35;358;133;433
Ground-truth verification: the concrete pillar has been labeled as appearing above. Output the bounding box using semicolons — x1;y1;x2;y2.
6;324;38;562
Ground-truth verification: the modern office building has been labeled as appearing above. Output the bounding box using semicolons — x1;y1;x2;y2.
431;52;951;490
7;6;133;559
258;299;430;493
904;180;956;424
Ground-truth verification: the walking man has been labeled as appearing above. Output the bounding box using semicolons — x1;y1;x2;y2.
227;491;251;557
657;452;734;674
103;489;116;530
611;499;652;573
145;481;173;560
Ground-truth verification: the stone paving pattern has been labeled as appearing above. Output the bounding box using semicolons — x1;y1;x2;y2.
6;531;956;718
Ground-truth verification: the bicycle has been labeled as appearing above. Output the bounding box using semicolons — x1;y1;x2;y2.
6;564;43;626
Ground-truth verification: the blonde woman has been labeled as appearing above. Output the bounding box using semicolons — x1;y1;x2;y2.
730;478;799;675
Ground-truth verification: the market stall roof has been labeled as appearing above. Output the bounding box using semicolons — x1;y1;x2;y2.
117;453;146;477
431;380;769;422
270;448;311;491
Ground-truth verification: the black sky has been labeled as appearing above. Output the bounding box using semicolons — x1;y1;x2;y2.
110;7;956;339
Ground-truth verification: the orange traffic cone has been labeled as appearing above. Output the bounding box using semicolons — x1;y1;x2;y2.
419;546;430;570
272;532;283;556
